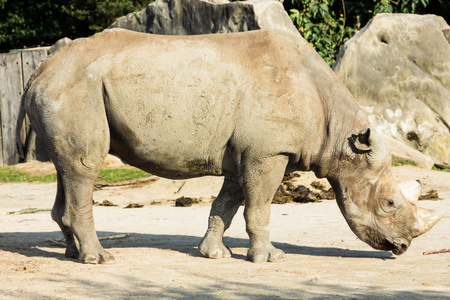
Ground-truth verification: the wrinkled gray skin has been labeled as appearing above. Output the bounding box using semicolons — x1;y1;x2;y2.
16;29;441;264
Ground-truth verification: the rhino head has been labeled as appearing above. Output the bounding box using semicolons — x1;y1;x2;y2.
328;128;443;255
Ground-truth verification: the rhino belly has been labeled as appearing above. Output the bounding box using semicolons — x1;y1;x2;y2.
110;135;231;179
99;44;247;178
104;84;236;179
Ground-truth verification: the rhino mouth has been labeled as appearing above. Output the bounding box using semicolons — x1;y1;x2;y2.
384;238;410;255
367;237;410;255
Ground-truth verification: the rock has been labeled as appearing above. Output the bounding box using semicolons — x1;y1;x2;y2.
311;180;327;191
102;154;126;169
333;13;450;168
108;0;297;35
443;28;450;42
124;203;144;208
48;37;72;55
175;196;193;207
97;200;117;207
381;133;434;169
418;189;441;200
175;196;202;207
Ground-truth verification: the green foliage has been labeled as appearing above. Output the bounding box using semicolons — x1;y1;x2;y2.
342;0;432;30
96;168;152;183
432;165;450;172
0;166;151;183
391;158;418;167
289;0;354;66
286;0;449;66
0;167;57;183
0;0;148;50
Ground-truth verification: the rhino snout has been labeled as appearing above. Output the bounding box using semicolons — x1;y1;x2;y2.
371;237;411;255
388;237;410;255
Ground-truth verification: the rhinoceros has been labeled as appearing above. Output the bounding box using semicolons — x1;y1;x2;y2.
16;28;442;264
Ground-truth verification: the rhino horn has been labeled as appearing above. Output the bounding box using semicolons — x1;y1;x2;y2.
398;180;421;204
398;181;444;237
413;207;444;237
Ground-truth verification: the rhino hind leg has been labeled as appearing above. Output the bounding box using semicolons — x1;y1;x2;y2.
51;173;79;259
35;104;112;263
57;163;114;264
52;168;114;264
242;154;288;263
199;177;245;259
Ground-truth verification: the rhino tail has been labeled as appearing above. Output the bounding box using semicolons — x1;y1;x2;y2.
15;92;26;160
16;60;46;161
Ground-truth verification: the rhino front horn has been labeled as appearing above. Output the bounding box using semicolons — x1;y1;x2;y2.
414;207;444;237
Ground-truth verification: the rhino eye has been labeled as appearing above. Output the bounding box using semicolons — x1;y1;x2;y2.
382;199;396;213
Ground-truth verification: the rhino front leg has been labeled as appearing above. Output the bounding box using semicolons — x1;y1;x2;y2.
242;154;288;263
199;177;245;259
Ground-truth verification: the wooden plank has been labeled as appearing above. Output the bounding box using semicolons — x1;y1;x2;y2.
21;48;48;88
0;52;23;166
21;48;49;162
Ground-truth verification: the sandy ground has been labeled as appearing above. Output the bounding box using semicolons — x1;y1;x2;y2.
0;160;449;299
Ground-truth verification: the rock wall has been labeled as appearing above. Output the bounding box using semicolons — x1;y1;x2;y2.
333;14;450;168
108;0;297;35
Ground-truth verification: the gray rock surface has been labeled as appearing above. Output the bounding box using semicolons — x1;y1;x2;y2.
381;133;434;169
108;0;297;35
48;37;72;55
333;13;450;168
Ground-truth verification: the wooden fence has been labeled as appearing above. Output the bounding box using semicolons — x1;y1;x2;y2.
0;47;49;166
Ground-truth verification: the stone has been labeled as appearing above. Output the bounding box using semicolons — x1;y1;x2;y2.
381;133;434;169
48;37;72;55
443;28;450;42
333;13;450;168
108;0;297;35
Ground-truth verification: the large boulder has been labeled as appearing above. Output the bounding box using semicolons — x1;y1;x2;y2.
333;14;450;168
108;0;297;35
48;37;72;55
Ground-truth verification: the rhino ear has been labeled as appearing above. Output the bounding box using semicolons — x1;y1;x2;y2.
353;128;372;152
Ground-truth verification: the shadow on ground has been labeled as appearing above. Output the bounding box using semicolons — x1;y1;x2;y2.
1;230;394;262
0;240;446;300
3;231;448;299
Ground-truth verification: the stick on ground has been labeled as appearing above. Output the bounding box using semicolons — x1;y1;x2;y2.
95;178;157;188
47;233;131;247
423;249;450;255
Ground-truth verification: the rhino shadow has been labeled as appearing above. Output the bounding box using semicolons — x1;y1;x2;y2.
0;231;394;262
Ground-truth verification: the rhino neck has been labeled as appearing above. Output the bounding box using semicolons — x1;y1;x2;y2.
311;102;370;180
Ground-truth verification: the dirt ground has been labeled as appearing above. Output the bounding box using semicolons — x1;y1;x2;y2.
0;159;449;299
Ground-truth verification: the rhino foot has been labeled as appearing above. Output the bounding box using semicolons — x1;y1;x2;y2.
79;249;115;264
198;239;232;259
247;246;286;263
65;243;79;259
